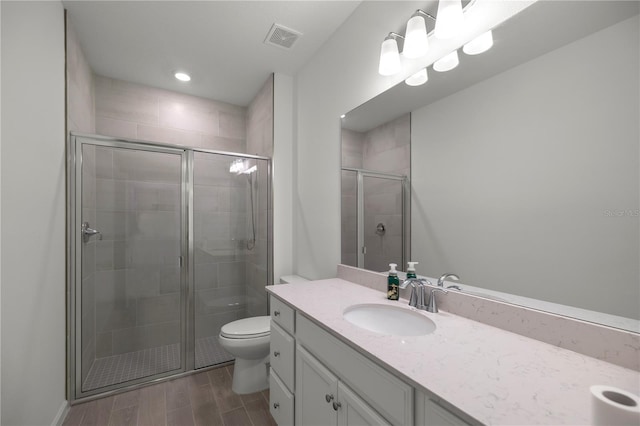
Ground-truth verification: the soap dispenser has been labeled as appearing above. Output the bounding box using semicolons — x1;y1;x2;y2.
387;263;399;300
406;261;419;279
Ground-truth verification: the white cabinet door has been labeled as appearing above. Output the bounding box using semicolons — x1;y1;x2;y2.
337;382;391;426
295;344;339;426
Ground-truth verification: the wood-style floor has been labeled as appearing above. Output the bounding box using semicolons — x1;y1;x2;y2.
63;365;277;426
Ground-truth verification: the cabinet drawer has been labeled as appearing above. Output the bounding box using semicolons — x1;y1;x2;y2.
271;322;295;390
270;369;294;426
297;314;413;425
270;296;295;334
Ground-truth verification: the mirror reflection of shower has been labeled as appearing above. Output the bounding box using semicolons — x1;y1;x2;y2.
229;159;257;250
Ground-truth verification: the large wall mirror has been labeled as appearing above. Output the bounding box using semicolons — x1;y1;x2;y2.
341;1;639;332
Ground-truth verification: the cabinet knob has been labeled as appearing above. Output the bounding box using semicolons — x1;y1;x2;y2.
332;401;342;411
273;402;280;409
273;351;280;357
325;394;334;403
274;310;280;316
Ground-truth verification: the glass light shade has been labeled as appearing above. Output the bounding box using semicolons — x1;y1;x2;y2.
405;68;428;86
378;37;402;76
433;50;459;72
174;72;191;82
463;30;494;55
403;15;429;59
434;0;464;39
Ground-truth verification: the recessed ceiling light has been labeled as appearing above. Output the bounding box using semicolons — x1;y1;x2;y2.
174;72;191;82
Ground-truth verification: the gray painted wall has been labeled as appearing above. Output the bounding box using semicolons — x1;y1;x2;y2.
1;2;67;424
411;16;639;318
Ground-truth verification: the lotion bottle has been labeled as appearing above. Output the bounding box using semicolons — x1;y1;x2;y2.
406;261;419;279
387;263;399;300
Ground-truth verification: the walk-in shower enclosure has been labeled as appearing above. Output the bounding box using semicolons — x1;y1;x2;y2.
68;134;272;399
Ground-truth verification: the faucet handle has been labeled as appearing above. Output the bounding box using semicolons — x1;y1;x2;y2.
408;284;419;307
427;287;448;313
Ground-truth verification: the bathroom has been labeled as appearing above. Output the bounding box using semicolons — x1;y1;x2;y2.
1;1;639;425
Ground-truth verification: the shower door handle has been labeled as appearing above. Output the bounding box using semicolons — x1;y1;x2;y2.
81;222;102;243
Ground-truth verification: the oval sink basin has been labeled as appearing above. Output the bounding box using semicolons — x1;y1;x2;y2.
343;304;436;336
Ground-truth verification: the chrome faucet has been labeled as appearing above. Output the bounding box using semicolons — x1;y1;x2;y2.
426;287;448;313
437;273;460;287
400;278;431;311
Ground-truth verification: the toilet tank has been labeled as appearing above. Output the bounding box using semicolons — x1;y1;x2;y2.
279;275;309;284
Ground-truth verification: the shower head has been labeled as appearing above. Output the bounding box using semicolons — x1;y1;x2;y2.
229;159;256;175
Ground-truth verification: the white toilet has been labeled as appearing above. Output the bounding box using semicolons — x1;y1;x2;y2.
219;275;308;394
219;315;271;394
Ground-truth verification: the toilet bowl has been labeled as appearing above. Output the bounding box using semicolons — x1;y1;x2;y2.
218;315;271;394
219;275;309;394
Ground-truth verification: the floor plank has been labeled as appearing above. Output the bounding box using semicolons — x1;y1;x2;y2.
192;402;224;426
138;382;166;426
166;406;195;426
221;407;252;426
108;406;138;426
166;377;191;412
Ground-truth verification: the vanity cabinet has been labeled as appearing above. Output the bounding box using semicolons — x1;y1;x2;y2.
296;344;390;425
415;391;473;426
269;297;295;425
268;294;471;426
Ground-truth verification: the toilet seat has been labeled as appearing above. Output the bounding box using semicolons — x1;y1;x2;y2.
220;316;270;339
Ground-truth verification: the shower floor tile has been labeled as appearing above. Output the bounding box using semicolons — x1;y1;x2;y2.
83;337;232;392
196;335;233;369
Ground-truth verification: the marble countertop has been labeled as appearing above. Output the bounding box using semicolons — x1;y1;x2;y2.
267;278;640;425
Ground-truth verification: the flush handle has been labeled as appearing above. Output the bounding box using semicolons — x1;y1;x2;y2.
273;402;279;409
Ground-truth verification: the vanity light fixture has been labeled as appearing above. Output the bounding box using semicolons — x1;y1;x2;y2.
405;68;428;86
434;0;464;39
403;11;434;59
463;30;494;55
433;50;459;72
174;72;191;82
378;32;404;76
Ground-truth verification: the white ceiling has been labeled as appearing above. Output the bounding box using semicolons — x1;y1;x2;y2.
63;0;361;106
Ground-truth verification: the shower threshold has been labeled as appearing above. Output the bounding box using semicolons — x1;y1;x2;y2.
82;336;232;392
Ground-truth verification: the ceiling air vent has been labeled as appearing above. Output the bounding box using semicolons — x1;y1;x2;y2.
264;23;302;50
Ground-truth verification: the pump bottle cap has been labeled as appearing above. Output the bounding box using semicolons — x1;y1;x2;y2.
389;263;398;274
407;261;419;271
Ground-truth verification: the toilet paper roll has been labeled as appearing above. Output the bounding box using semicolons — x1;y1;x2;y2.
591;385;640;426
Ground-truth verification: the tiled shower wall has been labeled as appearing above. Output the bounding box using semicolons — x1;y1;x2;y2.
67;17;96;381
340;114;410;272
94;75;247;153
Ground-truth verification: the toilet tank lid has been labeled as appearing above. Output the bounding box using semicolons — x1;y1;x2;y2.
280;275;309;284
221;316;271;338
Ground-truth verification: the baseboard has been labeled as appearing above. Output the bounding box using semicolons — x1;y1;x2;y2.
52;400;69;426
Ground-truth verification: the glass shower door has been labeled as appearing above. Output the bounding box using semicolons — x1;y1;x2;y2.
192;152;271;369
76;140;185;394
